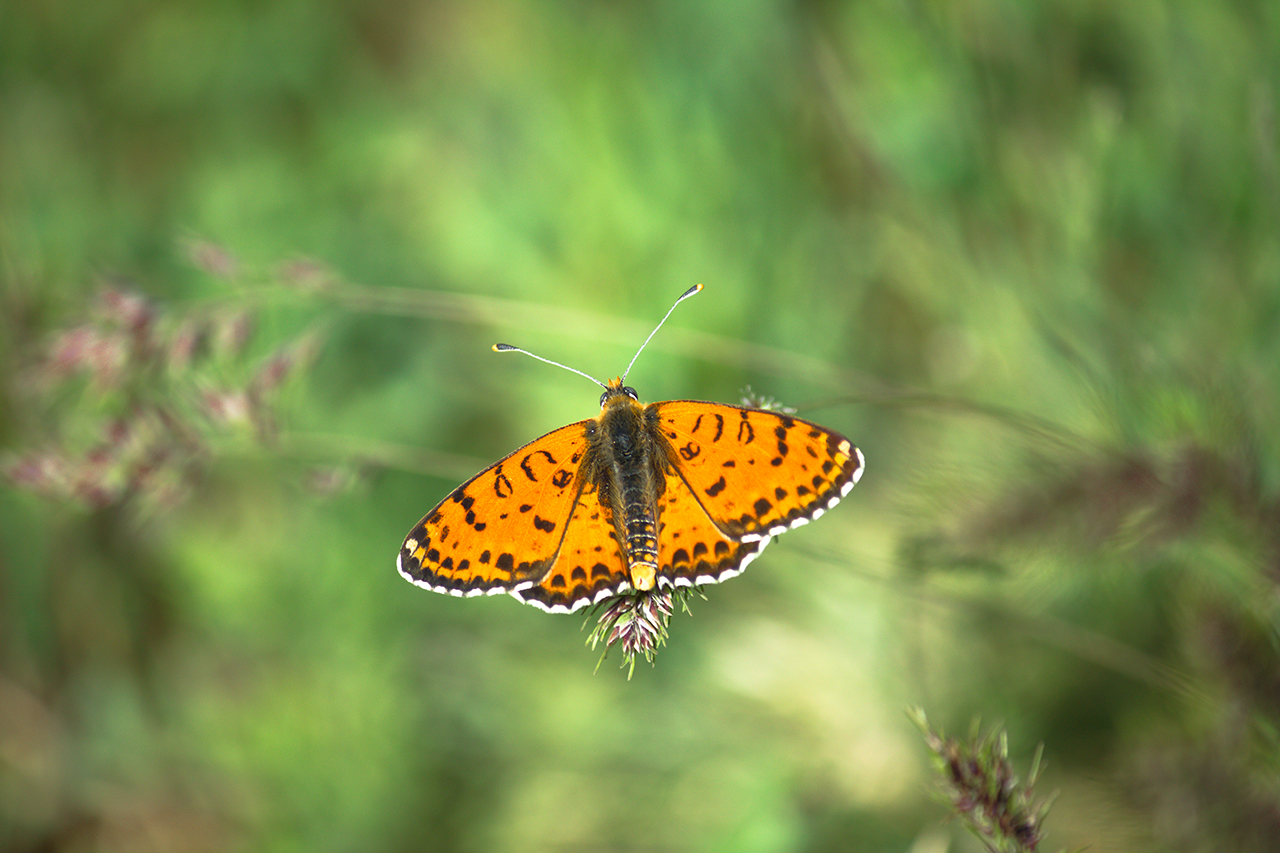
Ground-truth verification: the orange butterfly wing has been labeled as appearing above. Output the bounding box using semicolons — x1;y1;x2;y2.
650;401;864;587
398;421;600;601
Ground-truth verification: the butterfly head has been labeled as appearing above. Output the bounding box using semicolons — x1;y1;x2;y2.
599;377;640;410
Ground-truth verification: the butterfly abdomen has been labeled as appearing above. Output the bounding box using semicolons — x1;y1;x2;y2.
616;470;660;590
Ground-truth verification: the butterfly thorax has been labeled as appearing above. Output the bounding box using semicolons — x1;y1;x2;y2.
582;380;670;592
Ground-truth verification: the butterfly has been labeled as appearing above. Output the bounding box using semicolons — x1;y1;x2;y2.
397;285;865;614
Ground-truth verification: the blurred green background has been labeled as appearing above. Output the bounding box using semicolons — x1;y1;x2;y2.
2;1;1278;851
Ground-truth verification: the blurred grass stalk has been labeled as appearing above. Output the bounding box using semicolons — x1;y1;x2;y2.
911;708;1052;853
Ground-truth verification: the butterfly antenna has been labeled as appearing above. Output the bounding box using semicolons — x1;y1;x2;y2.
492;343;608;390
620;283;703;382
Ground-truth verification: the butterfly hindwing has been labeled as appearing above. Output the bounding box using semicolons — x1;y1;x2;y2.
649;400;865;541
512;482;632;613
398;420;594;598
654;471;771;588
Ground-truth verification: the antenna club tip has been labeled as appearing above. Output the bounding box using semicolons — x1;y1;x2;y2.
492;343;511;352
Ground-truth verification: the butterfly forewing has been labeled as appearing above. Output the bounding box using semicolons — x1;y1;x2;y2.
398;420;595;598
649;400;865;541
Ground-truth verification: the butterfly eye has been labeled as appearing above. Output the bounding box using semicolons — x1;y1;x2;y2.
622;386;639;400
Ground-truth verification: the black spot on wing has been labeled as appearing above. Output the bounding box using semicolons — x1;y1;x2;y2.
520;449;557;482
494;472;512;498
